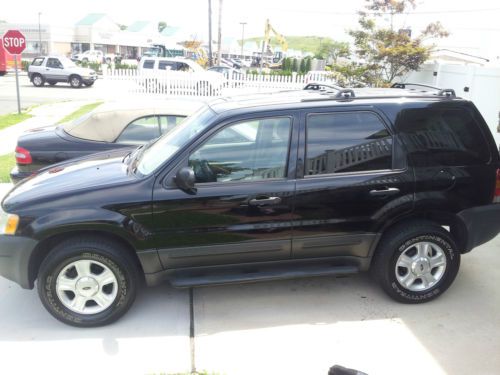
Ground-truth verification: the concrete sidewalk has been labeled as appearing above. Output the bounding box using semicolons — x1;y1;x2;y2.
0;100;94;156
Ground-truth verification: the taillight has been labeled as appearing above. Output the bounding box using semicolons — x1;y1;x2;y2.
15;146;32;165
494;169;500;203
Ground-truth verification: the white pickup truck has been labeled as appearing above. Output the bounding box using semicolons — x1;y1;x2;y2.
28;56;98;88
73;50;121;64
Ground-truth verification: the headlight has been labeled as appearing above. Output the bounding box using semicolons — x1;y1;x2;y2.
0;212;19;235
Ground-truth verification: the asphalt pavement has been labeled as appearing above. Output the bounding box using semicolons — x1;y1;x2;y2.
0;74;108;115
0;183;499;375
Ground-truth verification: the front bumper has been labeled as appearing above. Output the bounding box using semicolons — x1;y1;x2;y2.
0;235;38;289
458;204;500;252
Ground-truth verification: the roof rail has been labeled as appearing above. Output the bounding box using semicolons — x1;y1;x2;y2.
303;82;341;91
392;82;457;98
335;89;355;99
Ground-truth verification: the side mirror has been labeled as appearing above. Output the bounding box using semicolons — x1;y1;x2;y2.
175;167;197;194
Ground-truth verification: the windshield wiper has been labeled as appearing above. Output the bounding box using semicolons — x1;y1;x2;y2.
128;139;159;174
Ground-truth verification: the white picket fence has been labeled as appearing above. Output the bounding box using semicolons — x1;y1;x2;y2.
101;69;334;98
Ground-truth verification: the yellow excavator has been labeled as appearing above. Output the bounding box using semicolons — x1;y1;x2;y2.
181;40;208;67
260;19;288;69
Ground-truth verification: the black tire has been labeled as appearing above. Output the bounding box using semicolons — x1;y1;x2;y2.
83;82;94;87
372;220;460;303
32;73;45;87
82;58;89;63
0;71;6;76
37;237;140;327
69;75;82;88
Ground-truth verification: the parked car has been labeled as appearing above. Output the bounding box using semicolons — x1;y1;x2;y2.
11;99;203;183
1;85;500;327
207;65;243;79
138;56;226;95
28;56;97;88
72;49;121;64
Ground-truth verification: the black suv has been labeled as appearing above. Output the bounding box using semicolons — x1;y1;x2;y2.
1;85;500;327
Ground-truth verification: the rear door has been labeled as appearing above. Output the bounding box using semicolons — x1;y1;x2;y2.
292;107;414;261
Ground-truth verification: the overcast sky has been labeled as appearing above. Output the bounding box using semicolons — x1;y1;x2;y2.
2;0;500;60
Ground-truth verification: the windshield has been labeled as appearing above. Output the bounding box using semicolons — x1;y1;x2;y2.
144;47;161;57
135;105;216;175
60;57;77;68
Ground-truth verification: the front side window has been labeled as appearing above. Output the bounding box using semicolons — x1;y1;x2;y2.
142;60;155;69
306;112;392;175
158;61;176;70
188;117;291;183
116;116;160;144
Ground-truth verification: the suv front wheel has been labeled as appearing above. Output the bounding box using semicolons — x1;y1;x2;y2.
37;237;139;327
372;221;460;303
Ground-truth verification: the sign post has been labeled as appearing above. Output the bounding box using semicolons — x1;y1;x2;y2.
2;30;26;114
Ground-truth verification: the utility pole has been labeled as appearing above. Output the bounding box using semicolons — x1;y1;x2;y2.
208;0;213;67
38;12;42;54
217;0;222;66
239;22;246;59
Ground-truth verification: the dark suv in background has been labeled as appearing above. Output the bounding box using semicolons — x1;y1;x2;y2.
1;85;499;327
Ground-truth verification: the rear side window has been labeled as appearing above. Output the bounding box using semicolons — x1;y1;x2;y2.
306;112;393;175
158;61;177;70
31;57;44;66
116;116;160;144
397;108;490;166
142;60;155;69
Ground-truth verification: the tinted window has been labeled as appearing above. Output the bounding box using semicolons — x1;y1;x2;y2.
189;117;291;183
306;112;392;175
142;60;155;69
398;108;490;166
47;58;62;69
116;116;160;144
158;61;177;70
159;115;186;134
31;57;44;66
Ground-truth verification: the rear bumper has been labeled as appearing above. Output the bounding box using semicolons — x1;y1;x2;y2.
10;166;32;184
458;204;500;252
0;235;38;289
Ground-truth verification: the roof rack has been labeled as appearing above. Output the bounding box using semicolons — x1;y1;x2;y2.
391;82;457;98
303;82;341;91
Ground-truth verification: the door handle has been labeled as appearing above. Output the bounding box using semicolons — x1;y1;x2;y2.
249;196;282;206
369;187;400;196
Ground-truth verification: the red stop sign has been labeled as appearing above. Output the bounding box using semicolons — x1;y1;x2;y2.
2;30;26;55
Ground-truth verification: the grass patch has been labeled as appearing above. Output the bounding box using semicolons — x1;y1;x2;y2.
0;113;33;131
57;101;103;124
0;153;15;183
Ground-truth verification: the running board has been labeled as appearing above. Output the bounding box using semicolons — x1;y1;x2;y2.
169;265;358;288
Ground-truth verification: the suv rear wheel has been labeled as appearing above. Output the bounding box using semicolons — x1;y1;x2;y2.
372;221;460;303
37;237;139;327
32;73;45;87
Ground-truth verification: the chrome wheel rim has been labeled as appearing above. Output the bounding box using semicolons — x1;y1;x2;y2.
71;77;80;86
33;76;42;85
56;259;118;315
395;241;447;292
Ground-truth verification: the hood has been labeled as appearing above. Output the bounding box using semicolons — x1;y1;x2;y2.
72;66;96;76
2;149;135;212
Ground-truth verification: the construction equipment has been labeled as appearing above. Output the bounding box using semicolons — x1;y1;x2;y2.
260;19;288;69
181;40;208;68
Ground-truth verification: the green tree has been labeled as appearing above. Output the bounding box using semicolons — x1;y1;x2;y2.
158;21;168;33
305;57;312;72
315;40;350;63
349;0;448;86
282;57;292;72
299;59;306;73
291;58;299;72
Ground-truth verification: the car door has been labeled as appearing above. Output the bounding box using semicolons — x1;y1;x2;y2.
292;107;414;260
152;113;299;269
45;58;66;82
